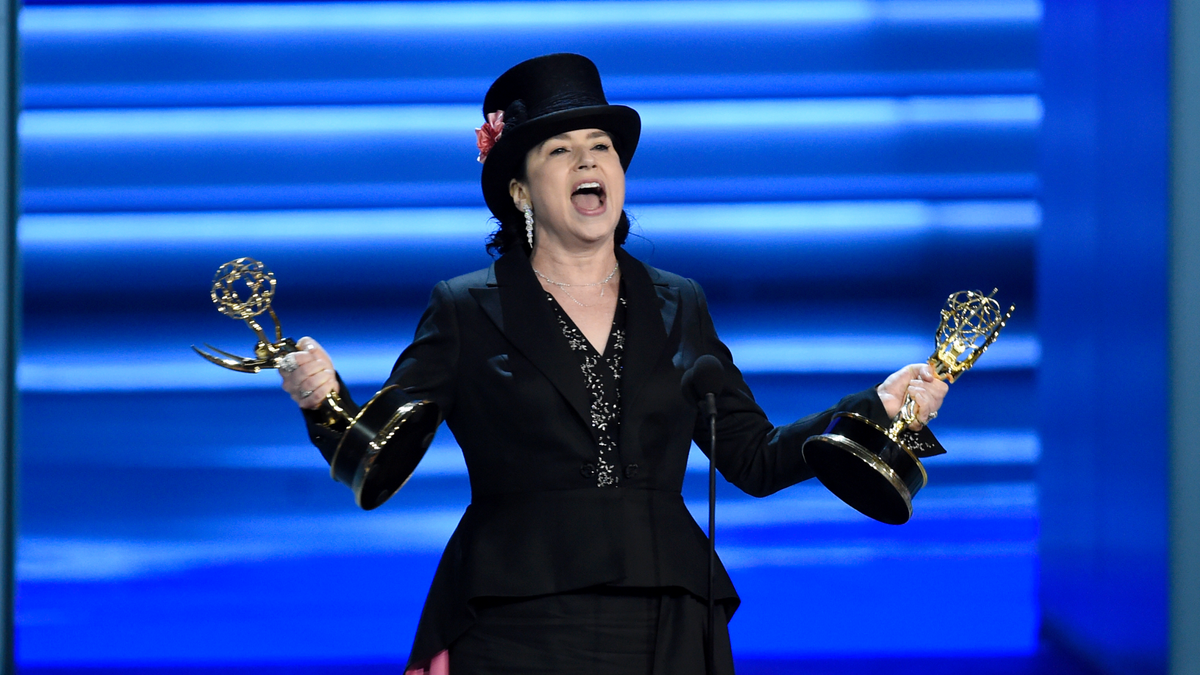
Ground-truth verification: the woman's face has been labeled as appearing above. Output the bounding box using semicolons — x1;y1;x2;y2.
510;128;625;251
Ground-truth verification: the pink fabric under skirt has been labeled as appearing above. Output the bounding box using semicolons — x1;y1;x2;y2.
405;649;449;675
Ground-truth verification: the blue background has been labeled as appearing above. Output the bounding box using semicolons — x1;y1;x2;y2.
13;0;1157;672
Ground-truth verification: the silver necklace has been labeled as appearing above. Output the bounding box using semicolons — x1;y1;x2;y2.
533;262;619;308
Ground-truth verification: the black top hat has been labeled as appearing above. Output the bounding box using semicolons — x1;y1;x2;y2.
479;53;641;225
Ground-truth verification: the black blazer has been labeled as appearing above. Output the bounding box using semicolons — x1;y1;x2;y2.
305;246;890;668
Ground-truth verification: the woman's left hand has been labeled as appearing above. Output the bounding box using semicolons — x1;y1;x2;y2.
876;363;950;430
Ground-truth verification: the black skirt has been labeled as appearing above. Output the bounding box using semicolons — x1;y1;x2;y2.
447;587;735;675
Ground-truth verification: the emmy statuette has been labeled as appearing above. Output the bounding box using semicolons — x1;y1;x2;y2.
192;258;441;510
802;289;1015;525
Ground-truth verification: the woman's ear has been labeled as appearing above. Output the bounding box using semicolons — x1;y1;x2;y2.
509;179;529;211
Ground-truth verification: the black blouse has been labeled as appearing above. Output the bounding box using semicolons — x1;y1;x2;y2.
545;286;628;488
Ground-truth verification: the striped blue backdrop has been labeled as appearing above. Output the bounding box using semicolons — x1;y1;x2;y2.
16;1;1042;669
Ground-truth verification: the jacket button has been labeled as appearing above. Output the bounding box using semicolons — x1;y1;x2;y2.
580;463;597;478
624;464;639;478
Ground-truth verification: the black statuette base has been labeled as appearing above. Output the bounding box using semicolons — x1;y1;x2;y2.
802;412;929;525
330;385;441;511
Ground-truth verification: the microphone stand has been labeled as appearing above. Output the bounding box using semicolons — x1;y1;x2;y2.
703;391;717;675
685;354;724;675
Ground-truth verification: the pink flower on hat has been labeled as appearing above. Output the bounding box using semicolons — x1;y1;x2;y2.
476;111;505;164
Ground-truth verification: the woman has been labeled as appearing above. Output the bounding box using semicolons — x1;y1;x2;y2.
280;54;948;675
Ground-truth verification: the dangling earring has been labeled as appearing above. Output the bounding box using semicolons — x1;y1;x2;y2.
524;205;535;249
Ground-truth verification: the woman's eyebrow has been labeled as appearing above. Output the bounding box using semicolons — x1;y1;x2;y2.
536;131;610;150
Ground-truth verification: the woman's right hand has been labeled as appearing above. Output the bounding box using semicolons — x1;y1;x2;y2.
279;336;340;409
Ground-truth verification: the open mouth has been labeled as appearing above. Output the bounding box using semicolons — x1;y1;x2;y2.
571;181;606;214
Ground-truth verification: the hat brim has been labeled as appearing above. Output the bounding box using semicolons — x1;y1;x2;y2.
481;104;641;223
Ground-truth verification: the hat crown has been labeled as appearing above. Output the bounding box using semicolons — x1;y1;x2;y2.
483;53;610;124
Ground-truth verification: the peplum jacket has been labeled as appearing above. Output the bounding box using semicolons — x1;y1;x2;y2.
302;246;891;670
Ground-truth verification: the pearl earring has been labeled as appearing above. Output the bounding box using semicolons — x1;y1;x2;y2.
524;205;534;249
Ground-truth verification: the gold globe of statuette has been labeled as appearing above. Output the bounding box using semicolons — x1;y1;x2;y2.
211;258;277;321
802;289;1015;525
933;290;1010;382
192;257;441;510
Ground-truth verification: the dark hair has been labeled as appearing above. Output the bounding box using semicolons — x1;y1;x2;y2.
485;157;631;256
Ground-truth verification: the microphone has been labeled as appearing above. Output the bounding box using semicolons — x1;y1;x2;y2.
683;354;725;675
683;354;724;417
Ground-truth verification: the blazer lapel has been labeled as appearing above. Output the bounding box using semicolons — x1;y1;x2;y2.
469;249;593;431
618;248;680;411
468;264;502;330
